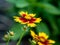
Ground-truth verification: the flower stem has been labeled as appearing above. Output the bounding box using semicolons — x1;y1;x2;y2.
16;31;25;45
6;36;10;45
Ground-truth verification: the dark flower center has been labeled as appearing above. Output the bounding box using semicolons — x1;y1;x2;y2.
19;17;36;23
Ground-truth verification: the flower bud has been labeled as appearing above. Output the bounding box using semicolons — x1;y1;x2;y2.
4;34;8;39
23;26;27;30
9;31;14;36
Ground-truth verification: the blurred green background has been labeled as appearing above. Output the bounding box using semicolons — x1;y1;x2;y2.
0;0;60;45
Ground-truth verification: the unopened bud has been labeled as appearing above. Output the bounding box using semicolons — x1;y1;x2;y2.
9;31;14;36
23;26;27;30
4;34;8;39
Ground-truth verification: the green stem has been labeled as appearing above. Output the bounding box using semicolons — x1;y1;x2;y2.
16;31;25;45
6;36;10;45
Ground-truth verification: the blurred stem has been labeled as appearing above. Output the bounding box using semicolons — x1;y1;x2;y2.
16;31;25;45
16;25;27;45
6;35;10;45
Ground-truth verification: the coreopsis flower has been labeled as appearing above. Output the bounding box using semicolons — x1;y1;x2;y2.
13;11;42;27
30;30;55;45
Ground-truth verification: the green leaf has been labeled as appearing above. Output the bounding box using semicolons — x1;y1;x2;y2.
40;0;51;2
38;3;60;15
16;0;29;8
9;23;29;40
6;0;29;8
57;18;60;34
6;0;16;4
54;42;60;45
36;22;50;35
42;13;59;35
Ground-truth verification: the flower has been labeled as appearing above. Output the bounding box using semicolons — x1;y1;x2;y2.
30;30;55;45
13;11;42;27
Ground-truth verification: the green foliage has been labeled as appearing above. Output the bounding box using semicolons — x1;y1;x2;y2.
9;23;29;40
42;13;59;35
38;3;60;15
36;22;50;35
16;0;29;8
29;39;36;45
6;0;16;4
6;0;29;8
4;0;60;45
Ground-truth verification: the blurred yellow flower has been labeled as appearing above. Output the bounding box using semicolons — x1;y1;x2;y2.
13;11;42;27
30;30;55;45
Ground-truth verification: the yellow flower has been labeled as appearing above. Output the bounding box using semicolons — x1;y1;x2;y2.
14;11;42;27
30;30;55;45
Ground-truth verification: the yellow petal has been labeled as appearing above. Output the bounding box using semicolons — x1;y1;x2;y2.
47;44;52;45
29;14;36;17
21;21;27;24
35;18;42;23
24;15;31;19
13;16;19;19
30;30;36;38
19;11;28;16
14;18;20;22
13;16;21;23
27;23;36;27
38;42;44;45
39;32;49;39
40;37;45;42
48;40;55;44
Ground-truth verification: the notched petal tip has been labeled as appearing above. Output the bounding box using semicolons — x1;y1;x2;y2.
49;40;55;44
35;18;42;23
27;23;36;27
30;30;36;38
29;13;36;17
39;32;49;39
19;11;28;16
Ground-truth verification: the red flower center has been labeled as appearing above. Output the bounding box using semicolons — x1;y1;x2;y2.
39;37;49;45
41;40;49;45
19;16;36;23
22;14;26;17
